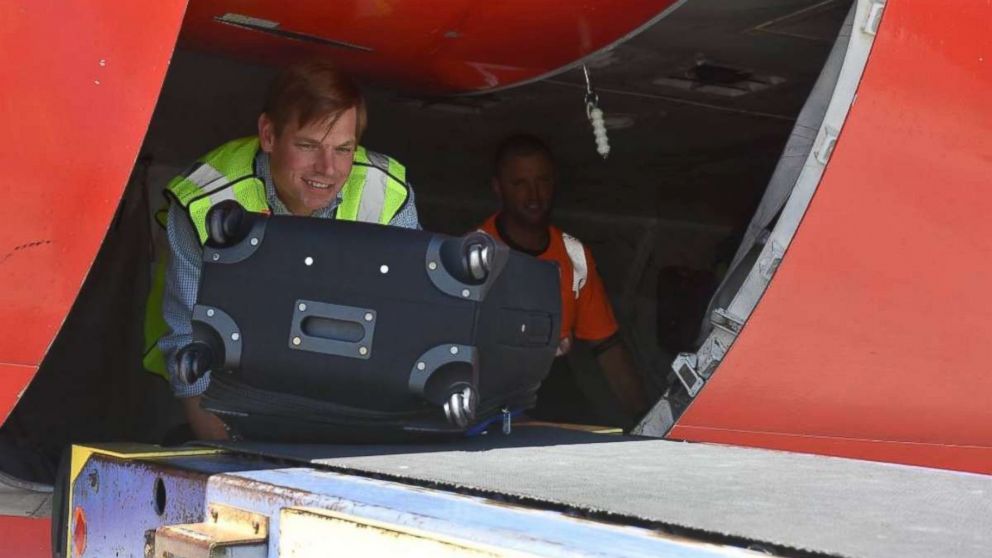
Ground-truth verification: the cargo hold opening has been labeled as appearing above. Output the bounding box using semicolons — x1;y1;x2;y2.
0;0;854;488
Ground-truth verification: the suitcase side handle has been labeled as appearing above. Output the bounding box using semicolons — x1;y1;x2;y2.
288;300;377;360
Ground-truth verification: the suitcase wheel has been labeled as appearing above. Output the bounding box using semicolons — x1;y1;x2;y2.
176;342;214;385
439;232;496;285
443;386;477;428
206;200;254;247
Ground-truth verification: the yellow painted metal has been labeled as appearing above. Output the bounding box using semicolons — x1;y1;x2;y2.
516;421;623;435
69;444;222;485
279;507;538;557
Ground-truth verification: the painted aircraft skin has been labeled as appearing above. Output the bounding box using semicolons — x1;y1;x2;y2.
1;0;989;555
179;0;684;94
671;0;992;474
0;2;188;555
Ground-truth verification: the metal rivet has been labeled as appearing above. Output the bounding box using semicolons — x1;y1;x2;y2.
298;303;307;312
461;289;471;298
359;346;368;356
305;257;314;266
211;253;220;261
292;337;301;346
206;309;215;317
449;346;459;355
417;362;426;371
380;265;389;274
428;261;438;271
250;237;259;246
364;312;374;322
231;333;240;341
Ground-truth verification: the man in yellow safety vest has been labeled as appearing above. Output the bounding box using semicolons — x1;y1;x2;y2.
144;59;419;440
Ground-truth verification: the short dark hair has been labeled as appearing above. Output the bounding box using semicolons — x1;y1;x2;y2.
263;59;367;140
493;134;554;176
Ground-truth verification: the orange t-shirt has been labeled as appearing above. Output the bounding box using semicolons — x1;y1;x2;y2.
479;214;618;342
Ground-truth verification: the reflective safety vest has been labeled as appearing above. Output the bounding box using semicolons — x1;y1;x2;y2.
142;136;410;379
478;219;588;299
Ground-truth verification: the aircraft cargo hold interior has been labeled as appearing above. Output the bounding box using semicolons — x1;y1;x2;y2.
1;0;854;483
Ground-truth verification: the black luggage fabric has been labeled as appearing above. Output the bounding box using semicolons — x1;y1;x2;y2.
180;204;560;442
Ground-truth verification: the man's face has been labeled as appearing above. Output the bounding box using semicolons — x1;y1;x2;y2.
258;107;357;216
493;153;555;228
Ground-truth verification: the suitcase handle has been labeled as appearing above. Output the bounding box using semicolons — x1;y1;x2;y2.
289;300;377;360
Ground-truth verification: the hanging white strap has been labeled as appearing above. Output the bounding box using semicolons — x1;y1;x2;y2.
561;232;588;299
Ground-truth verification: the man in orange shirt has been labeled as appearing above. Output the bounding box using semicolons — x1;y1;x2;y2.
479;134;649;424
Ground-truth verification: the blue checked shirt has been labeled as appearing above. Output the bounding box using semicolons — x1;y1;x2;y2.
159;150;420;397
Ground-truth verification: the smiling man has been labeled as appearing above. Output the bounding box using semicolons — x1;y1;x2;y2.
146;60;419;440
479;134;648;426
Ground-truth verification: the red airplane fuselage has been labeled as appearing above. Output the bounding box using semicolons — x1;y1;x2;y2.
1;0;990;555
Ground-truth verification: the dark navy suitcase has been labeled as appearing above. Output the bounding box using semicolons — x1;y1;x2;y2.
175;202;560;442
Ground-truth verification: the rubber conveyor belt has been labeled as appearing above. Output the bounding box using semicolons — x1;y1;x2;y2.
209;425;992;558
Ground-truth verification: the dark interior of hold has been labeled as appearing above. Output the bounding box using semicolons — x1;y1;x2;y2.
1;0;853;483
